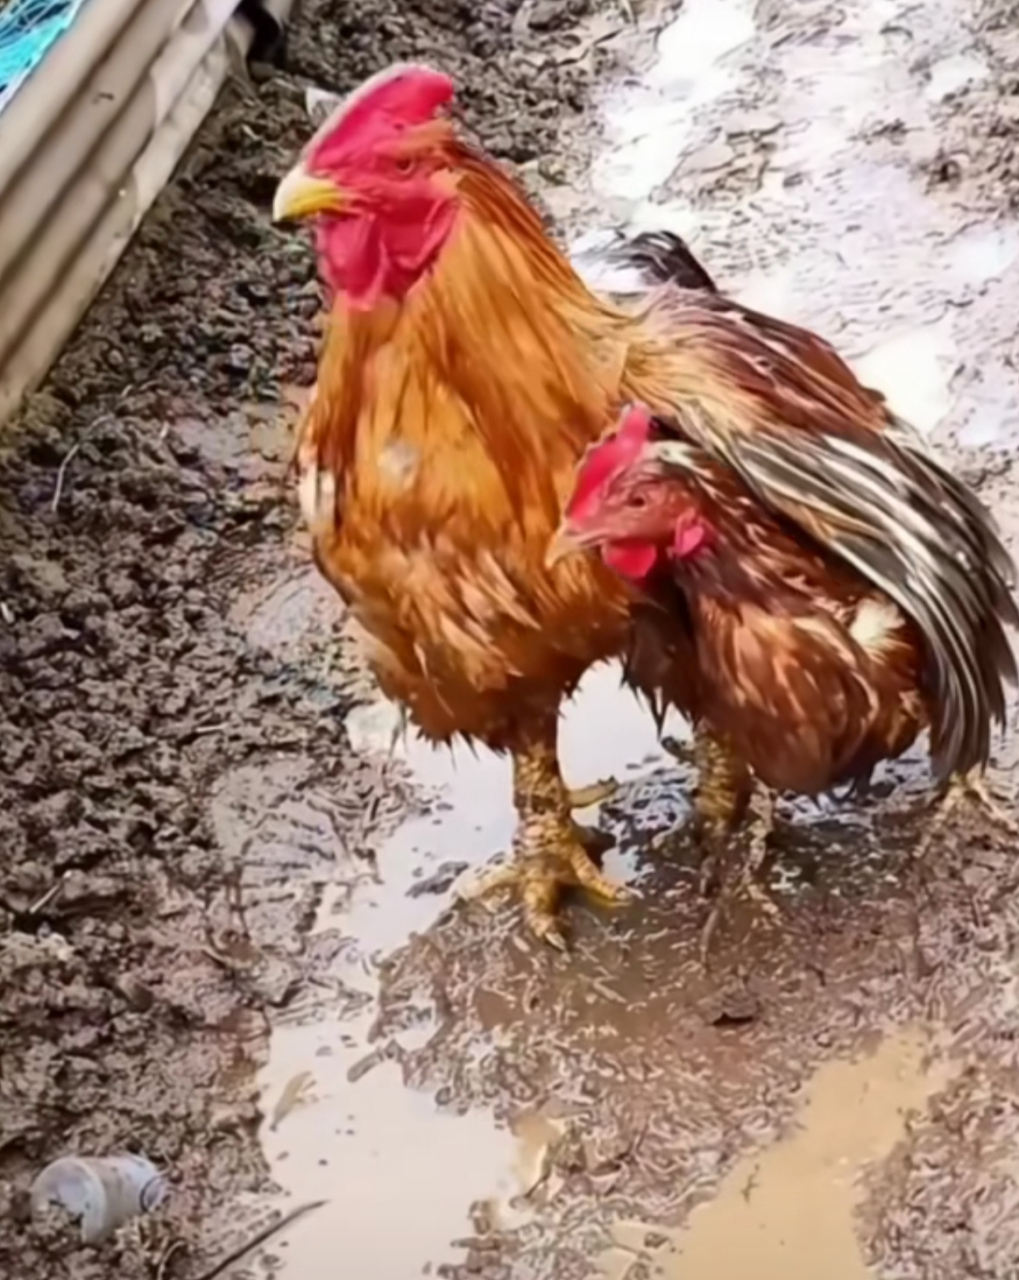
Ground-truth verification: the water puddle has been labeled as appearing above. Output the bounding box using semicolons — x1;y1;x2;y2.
599;1029;954;1280
924;52;988;102
584;0;1019;449
593;0;755;203
851;319;957;436
259;1032;515;1276
251;663;684;1276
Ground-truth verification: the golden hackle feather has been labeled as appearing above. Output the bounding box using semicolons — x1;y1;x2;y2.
311;139;631;527
297;137;649;747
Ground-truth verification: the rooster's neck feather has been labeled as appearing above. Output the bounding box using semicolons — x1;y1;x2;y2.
314;146;637;520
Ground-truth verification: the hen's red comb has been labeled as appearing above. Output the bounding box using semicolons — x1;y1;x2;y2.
309;63;455;165
566;404;654;523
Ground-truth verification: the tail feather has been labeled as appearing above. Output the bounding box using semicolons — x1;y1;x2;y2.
733;426;1018;779
607;229;718;294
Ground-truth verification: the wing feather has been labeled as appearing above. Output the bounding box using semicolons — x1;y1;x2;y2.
637;300;1019;780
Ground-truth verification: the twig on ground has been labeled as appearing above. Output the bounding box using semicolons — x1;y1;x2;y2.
192;1200;327;1280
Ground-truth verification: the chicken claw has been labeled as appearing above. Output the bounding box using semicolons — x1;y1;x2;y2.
458;728;630;947
694;732;754;839
458;816;630;949
652;732;751;864
699;785;779;965
567;778;618;810
915;768;1019;861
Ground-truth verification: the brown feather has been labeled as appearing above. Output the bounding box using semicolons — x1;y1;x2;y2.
622;439;938;793
616;295;1017;779
302;132;1013;783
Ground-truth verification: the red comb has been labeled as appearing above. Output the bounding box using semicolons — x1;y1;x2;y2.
310;63;455;164
566;404;654;522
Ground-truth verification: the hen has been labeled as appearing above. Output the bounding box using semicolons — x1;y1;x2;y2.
271;64;733;947
552;402;1018;884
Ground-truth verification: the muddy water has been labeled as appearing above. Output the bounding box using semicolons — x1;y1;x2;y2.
254;666;685;1275
650;0;1019;442
237;0;1019;1274
598;1030;953;1280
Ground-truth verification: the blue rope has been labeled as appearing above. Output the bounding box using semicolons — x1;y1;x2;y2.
0;0;92;115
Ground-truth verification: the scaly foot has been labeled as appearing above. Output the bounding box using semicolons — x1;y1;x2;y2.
694;732;754;838
915;768;1018;860
458;810;631;950
699;786;779;965
650;733;747;863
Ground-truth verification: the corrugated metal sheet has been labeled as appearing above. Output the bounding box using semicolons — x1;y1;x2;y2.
0;0;292;427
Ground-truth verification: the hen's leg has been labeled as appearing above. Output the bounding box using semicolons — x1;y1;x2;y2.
690;731;754;894
654;730;750;874
459;717;629;948
700;783;779;963
733;786;779;904
915;768;1018;860
695;731;753;838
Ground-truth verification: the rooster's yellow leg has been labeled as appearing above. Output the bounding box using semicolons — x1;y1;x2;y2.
459;727;629;948
915;768;1019;860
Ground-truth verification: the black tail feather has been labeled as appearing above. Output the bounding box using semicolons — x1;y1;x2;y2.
608;229;718;294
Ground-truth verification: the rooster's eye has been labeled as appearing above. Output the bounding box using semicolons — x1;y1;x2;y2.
394;155;415;174
628;493;648;509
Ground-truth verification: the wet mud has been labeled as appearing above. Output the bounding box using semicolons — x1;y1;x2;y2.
5;0;1019;1277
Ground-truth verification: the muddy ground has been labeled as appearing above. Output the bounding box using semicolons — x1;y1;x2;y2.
5;0;1019;1276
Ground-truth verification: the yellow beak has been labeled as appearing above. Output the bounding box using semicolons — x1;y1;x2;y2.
272;163;346;223
545;526;587;570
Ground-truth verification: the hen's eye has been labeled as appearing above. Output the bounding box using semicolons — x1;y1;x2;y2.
394;155;415;174
628;492;648;509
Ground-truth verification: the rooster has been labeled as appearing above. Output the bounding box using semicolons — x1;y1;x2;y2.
271;64;737;948
551;402;1018;880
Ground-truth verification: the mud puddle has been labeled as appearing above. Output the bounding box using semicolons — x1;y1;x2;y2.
253;666;686;1276
0;0;631;1275
597;1030;953;1280
4;0;1016;1272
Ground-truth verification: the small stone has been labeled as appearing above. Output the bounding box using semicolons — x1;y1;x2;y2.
116;975;155;1011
